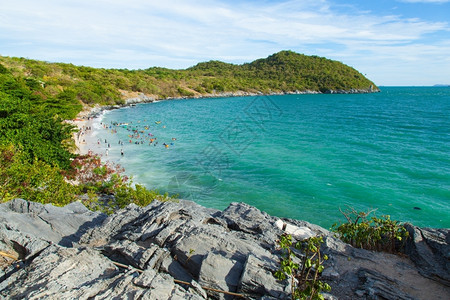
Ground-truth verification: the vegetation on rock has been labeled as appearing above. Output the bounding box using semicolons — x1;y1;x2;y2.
275;234;331;300
331;206;409;253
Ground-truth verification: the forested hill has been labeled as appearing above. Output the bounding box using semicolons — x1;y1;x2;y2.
0;51;377;117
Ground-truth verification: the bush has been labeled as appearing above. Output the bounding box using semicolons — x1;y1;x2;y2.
64;154;177;213
274;234;331;300
331;207;409;253
115;184;175;208
0;144;77;205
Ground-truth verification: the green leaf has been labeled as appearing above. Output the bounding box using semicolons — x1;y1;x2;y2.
305;258;312;268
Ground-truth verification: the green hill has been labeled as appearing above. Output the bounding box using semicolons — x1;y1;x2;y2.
0;51;378;118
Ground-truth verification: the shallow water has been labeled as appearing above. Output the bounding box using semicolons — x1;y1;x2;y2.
93;87;450;228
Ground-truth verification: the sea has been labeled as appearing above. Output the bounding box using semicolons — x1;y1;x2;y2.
90;87;450;229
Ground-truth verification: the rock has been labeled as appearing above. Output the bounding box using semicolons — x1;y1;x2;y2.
357;268;415;300
0;199;449;299
239;254;288;298
0;245;121;299
102;239;158;269
198;251;243;296
0;198;106;247
404;223;450;286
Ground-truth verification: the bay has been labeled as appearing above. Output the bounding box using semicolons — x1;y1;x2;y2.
92;87;450;228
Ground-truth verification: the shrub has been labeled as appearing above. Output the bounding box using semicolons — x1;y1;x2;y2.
63;153;177;213
331;207;409;253
274;233;331;300
0;144;77;205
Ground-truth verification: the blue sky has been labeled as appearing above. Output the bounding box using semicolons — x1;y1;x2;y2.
1;0;449;86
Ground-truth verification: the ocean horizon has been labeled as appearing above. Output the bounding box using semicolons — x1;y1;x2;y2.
87;86;450;229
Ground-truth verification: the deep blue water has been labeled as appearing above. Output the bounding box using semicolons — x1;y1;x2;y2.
92;87;450;228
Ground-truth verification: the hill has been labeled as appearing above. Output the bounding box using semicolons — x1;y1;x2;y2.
0;51;378;119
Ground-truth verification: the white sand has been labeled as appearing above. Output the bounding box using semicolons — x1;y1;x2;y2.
71;118;96;155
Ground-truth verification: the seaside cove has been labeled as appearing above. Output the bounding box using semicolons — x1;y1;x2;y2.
78;87;450;229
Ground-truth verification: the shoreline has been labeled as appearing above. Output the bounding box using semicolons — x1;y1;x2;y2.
69;86;381;154
64;89;450;230
70;106;111;157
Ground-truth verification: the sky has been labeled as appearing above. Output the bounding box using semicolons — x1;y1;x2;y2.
1;0;450;86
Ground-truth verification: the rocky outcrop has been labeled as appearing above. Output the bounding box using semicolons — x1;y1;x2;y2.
404;224;450;286
0;199;448;299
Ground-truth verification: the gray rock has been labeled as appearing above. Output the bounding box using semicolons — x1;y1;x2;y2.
357;268;415;300
198;251;243;296
0;245;121;299
239;254;288;298
0;198;106;247
1;199;449;300
103;239;158;269
404;224;450;286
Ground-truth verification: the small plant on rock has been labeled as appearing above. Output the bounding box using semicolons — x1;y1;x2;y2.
331;206;409;253
274;234;331;300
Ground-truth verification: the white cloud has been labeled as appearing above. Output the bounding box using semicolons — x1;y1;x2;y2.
398;0;450;3
0;0;449;85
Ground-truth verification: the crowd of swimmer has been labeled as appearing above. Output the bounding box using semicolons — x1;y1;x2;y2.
97;120;177;157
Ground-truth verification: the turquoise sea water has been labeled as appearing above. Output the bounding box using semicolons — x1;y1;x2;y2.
93;87;450;228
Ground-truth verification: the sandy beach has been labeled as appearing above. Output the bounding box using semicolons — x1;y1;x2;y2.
70;106;109;157
71;118;93;155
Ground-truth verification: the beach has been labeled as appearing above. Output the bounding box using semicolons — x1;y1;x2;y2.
70;107;109;157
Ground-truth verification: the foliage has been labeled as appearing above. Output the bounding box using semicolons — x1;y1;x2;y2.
0;144;77;205
0;71;76;169
274;234;331;300
114;184;175;209
64;154;127;193
331;207;409;253
63;154;176;213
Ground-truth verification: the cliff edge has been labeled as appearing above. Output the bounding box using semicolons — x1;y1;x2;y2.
0;199;448;299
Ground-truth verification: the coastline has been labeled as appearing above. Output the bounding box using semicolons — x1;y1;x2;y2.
67;88;450;229
69;106;110;156
69;86;380;154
